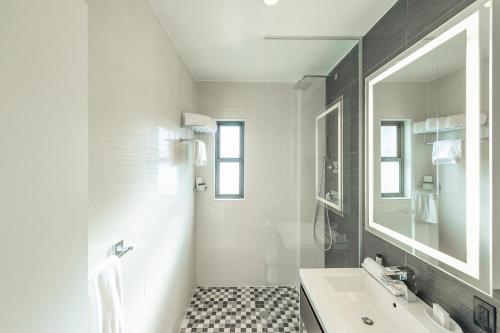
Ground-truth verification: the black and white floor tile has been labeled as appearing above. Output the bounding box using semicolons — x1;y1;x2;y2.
179;286;301;333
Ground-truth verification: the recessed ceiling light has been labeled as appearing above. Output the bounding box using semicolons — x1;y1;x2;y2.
262;0;280;6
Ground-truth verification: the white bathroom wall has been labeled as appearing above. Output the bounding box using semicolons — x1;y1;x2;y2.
87;0;197;332
0;1;88;332
195;81;299;286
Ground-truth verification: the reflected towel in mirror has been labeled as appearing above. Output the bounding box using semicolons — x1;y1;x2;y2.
413;191;438;224
432;139;463;165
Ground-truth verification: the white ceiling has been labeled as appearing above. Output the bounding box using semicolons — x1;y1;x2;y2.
150;0;397;82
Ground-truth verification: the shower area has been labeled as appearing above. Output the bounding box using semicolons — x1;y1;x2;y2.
182;37;362;333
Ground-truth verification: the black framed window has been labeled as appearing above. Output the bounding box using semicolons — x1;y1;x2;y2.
380;121;404;197
215;121;245;199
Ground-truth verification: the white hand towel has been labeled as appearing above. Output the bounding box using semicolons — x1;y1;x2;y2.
194;140;207;166
94;255;124;333
413;191;438;224
88;274;103;333
432;139;463;165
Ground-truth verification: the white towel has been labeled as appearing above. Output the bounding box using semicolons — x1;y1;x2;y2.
432;139;462;165
446;112;487;129
413;121;427;134
91;255;124;333
194;140;207;166
183;113;217;134
88;274;103;333
425;117;448;132
445;114;466;129
413;191;438;224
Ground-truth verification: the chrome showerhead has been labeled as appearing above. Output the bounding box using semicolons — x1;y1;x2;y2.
292;79;313;91
292;75;329;91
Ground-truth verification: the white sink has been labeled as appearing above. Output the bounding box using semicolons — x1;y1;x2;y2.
300;268;451;333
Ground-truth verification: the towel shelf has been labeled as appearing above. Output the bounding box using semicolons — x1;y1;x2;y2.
112;240;133;258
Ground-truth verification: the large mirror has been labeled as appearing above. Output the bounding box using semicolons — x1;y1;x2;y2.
365;1;492;294
316;97;343;214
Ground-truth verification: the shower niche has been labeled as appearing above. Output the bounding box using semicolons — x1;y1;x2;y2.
316;96;343;215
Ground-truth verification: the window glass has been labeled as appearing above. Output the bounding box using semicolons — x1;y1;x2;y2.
215;121;244;199
219;126;240;158
381;161;401;194
381;125;398;157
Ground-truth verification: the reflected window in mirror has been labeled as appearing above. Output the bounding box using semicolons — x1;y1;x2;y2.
381;121;405;198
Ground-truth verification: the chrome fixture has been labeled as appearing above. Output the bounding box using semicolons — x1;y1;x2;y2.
292;74;338;91
361;317;374;326
112;240;133;258
292;75;325;91
380;266;417;302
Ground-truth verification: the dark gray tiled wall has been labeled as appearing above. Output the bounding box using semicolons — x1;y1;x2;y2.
363;0;476;77
361;1;499;332
324;45;360;268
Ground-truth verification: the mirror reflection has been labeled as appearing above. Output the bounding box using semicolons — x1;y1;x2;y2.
366;4;492;294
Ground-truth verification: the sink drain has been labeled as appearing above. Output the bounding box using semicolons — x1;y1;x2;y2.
258;310;271;320
361;316;374;326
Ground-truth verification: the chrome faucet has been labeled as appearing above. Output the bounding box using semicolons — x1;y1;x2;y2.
380;266;417;302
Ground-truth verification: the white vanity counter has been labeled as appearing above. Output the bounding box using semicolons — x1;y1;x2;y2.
300;268;457;333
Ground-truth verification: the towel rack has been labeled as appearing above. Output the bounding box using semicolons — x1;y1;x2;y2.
112;240;133;258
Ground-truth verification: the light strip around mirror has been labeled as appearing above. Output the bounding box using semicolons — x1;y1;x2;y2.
316;98;343;213
367;12;481;278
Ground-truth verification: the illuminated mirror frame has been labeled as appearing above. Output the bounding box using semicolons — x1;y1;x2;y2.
365;12;481;278
316;97;343;214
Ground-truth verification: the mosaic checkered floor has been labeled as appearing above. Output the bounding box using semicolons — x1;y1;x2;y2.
179;286;301;333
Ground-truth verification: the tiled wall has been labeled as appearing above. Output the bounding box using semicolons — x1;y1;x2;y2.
361;1;500;332
195;81;299;286
87;0;197;332
0;1;88;331
324;44;360;268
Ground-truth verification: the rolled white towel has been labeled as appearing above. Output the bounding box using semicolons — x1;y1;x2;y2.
183;112;217;134
445;114;466;129
413;121;426;134
425;117;448;132
442;112;487;130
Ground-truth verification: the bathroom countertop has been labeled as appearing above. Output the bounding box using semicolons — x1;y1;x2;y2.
300;268;459;333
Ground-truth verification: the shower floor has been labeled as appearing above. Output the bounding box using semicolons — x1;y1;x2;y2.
179;286;301;333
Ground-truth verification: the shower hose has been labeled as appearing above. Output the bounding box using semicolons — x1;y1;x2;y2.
313;155;333;251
